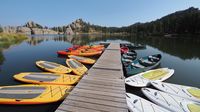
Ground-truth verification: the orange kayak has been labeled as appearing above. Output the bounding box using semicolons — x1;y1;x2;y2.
68;46;104;52
57;50;102;56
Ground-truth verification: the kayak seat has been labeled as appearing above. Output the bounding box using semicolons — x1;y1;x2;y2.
123;54;133;59
148;56;160;62
139;59;156;67
131;63;145;68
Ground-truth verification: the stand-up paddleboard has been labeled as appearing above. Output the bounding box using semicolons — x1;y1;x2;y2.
142;88;200;112
68;55;95;64
181;102;200;112
0;85;73;104
66;59;88;76
13;72;81;85
125;68;174;87
126;93;170;112
151;81;200;103
36;61;72;74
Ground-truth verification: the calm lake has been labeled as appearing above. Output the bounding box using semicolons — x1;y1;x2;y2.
0;34;200;112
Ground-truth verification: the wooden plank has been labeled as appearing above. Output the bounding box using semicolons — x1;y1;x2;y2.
63;100;127;112
76;82;125;91
92;67;121;71
81;76;124;84
57;104;101;112
55;109;70;112
64;95;127;108
87;73;123;79
72;88;125;98
83;75;124;82
70;91;126;103
87;71;123;77
76;84;125;94
79;79;125;87
87;74;123;79
93;63;122;69
87;68;124;77
106;43;120;50
80;77;124;84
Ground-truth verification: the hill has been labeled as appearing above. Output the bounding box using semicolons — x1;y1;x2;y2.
121;7;200;36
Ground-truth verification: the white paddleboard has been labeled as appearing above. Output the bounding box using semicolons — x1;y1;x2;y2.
125;68;174;87
142;88;200;112
126;93;170;112
151;81;200;103
181;101;200;112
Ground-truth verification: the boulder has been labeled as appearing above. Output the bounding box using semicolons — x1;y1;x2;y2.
17;27;31;35
65;25;74;35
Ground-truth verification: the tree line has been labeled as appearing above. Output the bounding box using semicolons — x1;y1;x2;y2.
71;7;200;36
124;7;200;36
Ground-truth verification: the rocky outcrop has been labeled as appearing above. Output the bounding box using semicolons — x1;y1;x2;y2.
24;21;43;29
17;27;32;35
24;21;58;34
3;21;58;35
31;28;58;34
64;19;85;35
3;26;17;34
65;25;74;35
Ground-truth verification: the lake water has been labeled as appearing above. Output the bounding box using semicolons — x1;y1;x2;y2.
0;34;200;112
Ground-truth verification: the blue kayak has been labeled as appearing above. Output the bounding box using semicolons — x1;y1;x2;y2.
125;54;162;77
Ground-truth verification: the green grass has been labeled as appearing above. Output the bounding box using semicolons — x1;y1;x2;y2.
0;33;27;42
0;33;27;48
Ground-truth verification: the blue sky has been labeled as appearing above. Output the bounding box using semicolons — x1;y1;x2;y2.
0;0;199;27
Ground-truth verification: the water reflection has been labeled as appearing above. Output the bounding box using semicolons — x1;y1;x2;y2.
1;34;200;66
0;39;25;65
71;35;200;60
130;36;200;60
26;34;70;46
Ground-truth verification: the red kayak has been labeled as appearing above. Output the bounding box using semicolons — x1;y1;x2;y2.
121;47;129;54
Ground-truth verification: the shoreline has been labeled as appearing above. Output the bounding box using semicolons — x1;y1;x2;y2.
0;33;28;43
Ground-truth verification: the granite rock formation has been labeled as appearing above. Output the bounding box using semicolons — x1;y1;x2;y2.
3;21;58;35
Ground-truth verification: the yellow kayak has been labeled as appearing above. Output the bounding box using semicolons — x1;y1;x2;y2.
36;61;72;74
13;72;81;85
66;59;88;76
68;55;96;64
0;84;73;104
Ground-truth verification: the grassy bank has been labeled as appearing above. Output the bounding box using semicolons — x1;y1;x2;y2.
0;33;27;42
0;33;28;48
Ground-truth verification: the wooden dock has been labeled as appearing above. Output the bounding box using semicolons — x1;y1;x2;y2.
55;43;128;112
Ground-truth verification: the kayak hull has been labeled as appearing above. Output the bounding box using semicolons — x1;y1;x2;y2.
126;93;170;112
151;81;200;103
0;85;73;104
125;68;174;87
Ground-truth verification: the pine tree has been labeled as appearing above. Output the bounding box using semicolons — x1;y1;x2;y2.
0;25;3;33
